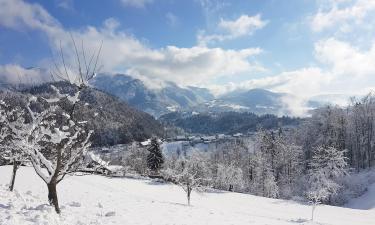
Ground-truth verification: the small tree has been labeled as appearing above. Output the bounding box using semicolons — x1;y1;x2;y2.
0;96;30;192
147;138;164;174
306;146;347;221
27;91;92;214
25;36;101;214
163;150;210;206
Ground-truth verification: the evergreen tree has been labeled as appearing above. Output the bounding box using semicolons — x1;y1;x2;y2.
147;138;164;174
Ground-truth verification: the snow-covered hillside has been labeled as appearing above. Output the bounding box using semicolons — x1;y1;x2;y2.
1;166;374;225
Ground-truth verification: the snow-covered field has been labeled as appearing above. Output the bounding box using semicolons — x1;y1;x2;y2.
1;166;374;225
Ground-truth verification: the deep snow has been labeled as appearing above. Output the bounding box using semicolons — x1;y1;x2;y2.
0;166;374;225
346;182;375;210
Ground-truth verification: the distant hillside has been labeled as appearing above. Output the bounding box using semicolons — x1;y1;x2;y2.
91;74;318;117
159;111;301;135
3;82;164;146
91;74;214;117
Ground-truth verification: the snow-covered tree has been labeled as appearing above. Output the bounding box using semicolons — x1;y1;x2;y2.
163;149;210;205
122;142;148;175
147;138;164;174
25;36;101;213
0;95;30;191
27;89;92;214
215;163;244;192
263;168;278;198
249;131;281;198
306;146;348;221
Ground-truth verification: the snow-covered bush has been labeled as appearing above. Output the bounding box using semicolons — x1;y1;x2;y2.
331;168;375;205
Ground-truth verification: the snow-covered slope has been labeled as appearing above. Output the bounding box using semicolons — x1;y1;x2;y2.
1;166;374;225
346;183;375;210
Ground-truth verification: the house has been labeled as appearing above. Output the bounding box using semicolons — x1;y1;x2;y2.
140;139;151;147
233;133;243;137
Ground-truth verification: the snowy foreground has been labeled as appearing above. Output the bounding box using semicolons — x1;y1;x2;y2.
0;166;374;225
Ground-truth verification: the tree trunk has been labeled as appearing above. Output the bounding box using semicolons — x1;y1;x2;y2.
9;159;18;192
187;185;191;206
47;182;60;214
311;204;317;221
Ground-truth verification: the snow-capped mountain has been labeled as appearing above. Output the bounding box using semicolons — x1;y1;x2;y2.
192;88;286;115
91;74;296;116
91;74;214;117
91;74;336;117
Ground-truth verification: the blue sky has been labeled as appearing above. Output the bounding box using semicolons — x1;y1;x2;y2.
1;0;375;114
0;0;315;71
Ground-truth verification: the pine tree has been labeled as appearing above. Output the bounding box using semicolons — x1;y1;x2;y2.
147;138;164;174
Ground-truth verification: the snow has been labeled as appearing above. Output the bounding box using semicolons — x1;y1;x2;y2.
1;166;375;225
218;104;250;110
140;139;151;146
345;182;375;210
166;105;179;112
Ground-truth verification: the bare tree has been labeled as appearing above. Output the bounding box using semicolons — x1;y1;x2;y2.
163;150;210;206
25;36;102;214
27;95;92;213
0;93;30;191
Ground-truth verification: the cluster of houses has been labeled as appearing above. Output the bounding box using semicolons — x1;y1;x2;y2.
166;132;246;143
138;133;252;147
138;133;247;147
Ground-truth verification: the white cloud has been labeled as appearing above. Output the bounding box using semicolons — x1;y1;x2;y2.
0;64;50;85
0;0;265;87
209;37;375;116
0;0;61;32
315;38;375;77
120;0;153;8
219;14;267;37
198;14;267;46
311;0;375;32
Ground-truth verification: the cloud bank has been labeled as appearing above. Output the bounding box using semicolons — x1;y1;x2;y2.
0;0;265;89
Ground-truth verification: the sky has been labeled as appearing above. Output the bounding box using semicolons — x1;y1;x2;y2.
1;0;375;114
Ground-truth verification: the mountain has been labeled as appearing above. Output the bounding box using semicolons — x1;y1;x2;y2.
91;74;214;117
220;88;283;108
91;73;334;117
190;89;285;115
91;74;289;116
3;81;163;146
